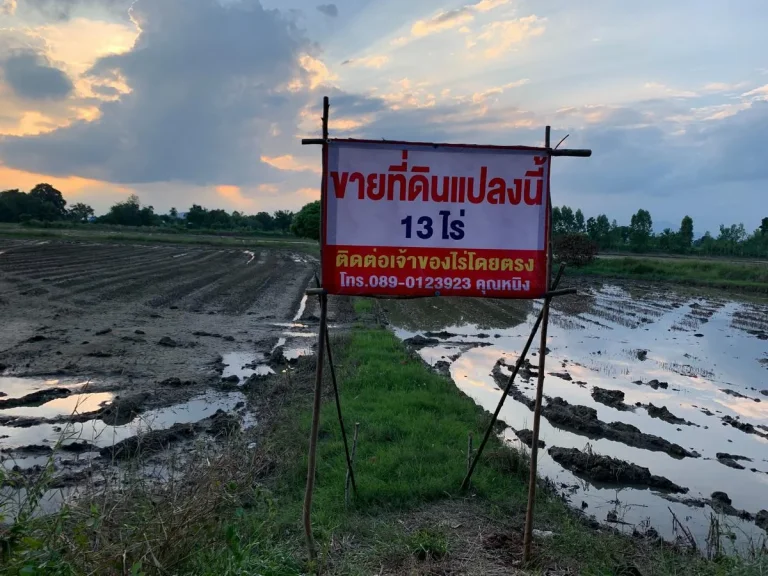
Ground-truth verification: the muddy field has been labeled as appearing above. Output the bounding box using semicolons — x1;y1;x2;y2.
0;239;339;512
387;281;768;551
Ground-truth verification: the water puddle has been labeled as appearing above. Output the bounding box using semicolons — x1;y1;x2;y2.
392;283;768;551
221;352;274;381
0;377;90;400
1;392;114;419
293;294;308;321
1;389;249;458
243;250;255;265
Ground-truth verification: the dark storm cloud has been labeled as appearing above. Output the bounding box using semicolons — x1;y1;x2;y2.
316;3;338;17
0;0;313;185
2;52;74;100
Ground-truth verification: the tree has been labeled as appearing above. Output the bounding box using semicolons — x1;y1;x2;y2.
291;201;321;241
185;204;208;227
30;183;67;218
574;209;586;234
761;217;768;236
560;206;576;234
679;216;693;250
169;207;178;220
254;212;274;231
273;210;293;233
629;209;653;252
99;194;158;226
68;203;94;223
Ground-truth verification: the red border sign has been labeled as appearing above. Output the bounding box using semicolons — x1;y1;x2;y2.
322;139;551;298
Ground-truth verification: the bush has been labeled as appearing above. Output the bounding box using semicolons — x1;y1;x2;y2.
290;200;320;241
553;234;598;268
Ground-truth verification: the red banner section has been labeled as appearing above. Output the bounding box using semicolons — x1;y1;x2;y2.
323;245;546;298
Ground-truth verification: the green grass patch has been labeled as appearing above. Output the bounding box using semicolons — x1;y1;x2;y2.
575;256;768;292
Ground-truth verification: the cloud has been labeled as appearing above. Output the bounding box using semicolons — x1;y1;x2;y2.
1;0;16;15
316;3;338;18
643;82;698;99
20;0;133;21
2;51;74;100
411;8;475;39
473;0;509;12
260;154;321;175
341;55;390;69
0;0;314;186
471;16;546;58
469;79;529;103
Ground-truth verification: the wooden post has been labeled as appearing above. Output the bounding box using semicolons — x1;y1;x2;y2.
522;126;553;563
459;263;565;491
466;433;473;474
345;422;360;509
302;96;330;562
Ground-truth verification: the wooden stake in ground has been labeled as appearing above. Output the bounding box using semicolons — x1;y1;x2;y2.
522;126;553;563
302;96;330;561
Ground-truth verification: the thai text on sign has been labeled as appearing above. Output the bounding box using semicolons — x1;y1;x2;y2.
323;139;550;298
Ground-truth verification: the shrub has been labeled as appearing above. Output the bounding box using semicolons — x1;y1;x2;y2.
553;233;598;268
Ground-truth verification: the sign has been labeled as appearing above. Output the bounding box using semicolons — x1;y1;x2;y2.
322;139;550;298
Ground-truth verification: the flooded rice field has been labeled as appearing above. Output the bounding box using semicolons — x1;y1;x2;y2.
0;239;341;516
386;280;768;551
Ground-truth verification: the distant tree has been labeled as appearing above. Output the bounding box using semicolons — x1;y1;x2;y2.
99;194;157;226
254;211;274;231
629;209;653;252
0;189;59;222
30;183;67;218
574;209;586;234
169;207;178;220
560;206;576;234
291;201;320;241
68;203;94;223
679;215;693;250
551;206;563;236
185;204;208;227
657;228;678;252
273;210;293;233
761;217;768;236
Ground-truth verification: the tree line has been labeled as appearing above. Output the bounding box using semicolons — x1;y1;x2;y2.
2;184;766;256
0;185;295;234
553;206;768;258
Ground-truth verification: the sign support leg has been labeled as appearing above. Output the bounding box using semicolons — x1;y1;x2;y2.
522;127;554;563
303;96;330;562
460;263;565;492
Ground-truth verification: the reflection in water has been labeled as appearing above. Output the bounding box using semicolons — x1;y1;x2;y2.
393;281;768;552
1;392;115;419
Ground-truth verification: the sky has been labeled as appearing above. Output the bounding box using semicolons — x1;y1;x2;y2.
0;0;767;234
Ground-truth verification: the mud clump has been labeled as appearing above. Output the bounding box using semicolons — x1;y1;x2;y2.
722;415;768;439
717;457;745;470
756;510;768;532
433;360;451;377
716;452;752;462
61;441;99;453
423;330;458;339
722;389;761;402
94;328;112;336
515;429;545;448
101;423;196;460
157;336;177;347
711;491;731;505
99;393;150;426
159;377;195;387
0;387;72;409
403;334;441;349
645;404;693;426
548;447;688;493
543;397;696;459
491;360;696;458
549;371;572;381
633;379;668;390
204;409;241;436
193;331;222;338
591;387;631;410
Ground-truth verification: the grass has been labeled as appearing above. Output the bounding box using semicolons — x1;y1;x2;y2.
575;256;768;292
0;223;318;254
3;307;767;574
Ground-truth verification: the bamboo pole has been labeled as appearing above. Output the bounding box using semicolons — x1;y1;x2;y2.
459;263;565;491
302;96;330;561
522;125;553;563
